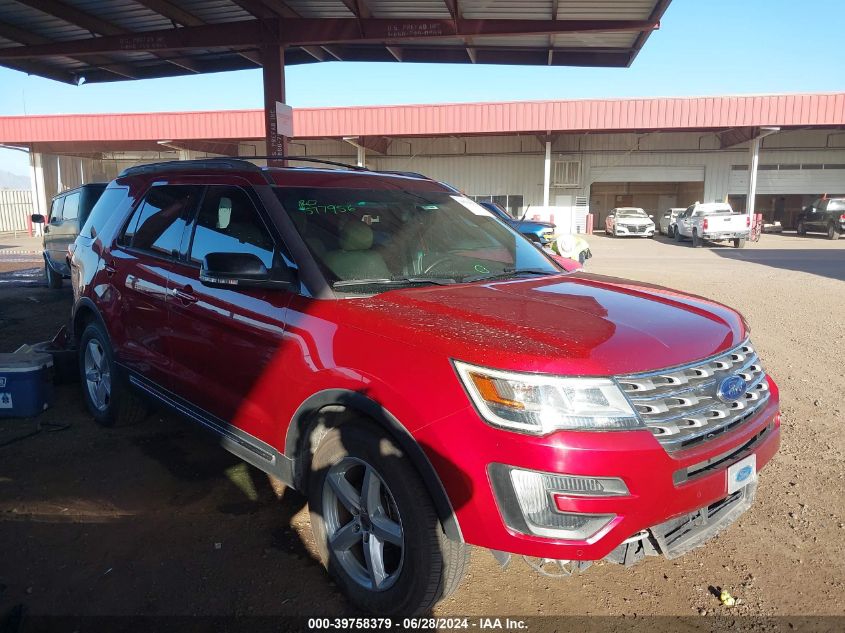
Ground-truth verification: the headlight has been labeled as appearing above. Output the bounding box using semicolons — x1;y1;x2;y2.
454;361;642;435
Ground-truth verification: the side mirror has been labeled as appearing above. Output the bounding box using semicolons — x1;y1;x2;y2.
648;214;654;219
31;214;45;224
200;252;295;290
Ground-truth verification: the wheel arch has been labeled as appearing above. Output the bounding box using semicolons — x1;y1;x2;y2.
285;388;463;543
72;298;108;344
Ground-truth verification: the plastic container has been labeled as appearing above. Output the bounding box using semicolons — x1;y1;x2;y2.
0;352;54;418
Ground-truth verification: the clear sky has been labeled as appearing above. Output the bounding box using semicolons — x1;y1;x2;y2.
1;0;844;176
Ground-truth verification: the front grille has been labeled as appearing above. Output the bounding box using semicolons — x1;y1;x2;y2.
622;224;647;233
617;340;770;451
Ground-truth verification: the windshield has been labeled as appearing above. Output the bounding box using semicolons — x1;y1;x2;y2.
616;209;647;218
274;187;559;292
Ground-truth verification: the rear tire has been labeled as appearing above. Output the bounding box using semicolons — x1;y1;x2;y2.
734;238;746;248
78;321;148;427
692;230;701;248
828;223;841;240
308;423;469;615
797;220;806;236
45;261;62;289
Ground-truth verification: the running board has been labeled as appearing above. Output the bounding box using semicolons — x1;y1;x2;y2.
127;371;295;487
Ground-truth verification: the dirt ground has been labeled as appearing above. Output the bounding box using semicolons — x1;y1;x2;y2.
0;233;843;628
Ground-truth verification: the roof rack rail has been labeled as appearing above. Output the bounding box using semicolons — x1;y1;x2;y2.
119;157;261;177
378;170;434;180
245;155;367;171
119;155;368;178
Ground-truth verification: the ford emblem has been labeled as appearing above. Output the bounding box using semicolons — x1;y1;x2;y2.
718;375;747;403
736;465;753;482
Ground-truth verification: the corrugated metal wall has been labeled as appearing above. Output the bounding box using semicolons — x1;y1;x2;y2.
0;190;33;234
729;168;845;195
20;129;845;225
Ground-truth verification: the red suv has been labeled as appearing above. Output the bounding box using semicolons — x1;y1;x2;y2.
70;159;780;615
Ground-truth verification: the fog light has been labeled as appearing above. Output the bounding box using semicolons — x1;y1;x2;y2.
489;464;624;540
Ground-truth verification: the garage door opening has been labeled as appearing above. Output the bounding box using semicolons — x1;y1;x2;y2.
590;181;705;228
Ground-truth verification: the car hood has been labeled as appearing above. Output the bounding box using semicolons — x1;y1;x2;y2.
514;220;555;231
344;273;745;376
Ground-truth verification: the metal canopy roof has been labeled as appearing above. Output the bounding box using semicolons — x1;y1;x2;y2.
0;0;671;84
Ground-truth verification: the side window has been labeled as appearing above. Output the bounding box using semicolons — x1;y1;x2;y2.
62;193;80;221
49;197;64;223
120;185;201;258
81;186;132;239
189;186;276;269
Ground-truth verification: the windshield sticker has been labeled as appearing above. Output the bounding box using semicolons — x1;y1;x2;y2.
298;199;355;215
473;264;490;274
450;195;493;217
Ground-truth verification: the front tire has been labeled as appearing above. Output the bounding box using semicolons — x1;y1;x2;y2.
45;261;62;289
308;424;468;615
78;321;148;427
828;223;841;240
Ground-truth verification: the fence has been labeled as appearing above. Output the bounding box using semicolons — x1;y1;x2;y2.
0;190;33;236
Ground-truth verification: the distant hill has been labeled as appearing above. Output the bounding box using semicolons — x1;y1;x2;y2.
0;170;31;190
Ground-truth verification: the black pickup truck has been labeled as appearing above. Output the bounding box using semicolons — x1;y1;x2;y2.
796;197;845;240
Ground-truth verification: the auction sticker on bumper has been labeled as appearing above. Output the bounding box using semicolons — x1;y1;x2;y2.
727;454;757;494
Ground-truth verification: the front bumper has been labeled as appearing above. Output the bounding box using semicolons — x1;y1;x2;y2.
615;225;655;237
418;377;780;562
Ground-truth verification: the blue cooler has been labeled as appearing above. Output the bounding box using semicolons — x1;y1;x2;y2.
0;352;54;418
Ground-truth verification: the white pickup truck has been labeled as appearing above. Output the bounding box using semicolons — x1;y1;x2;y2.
674;202;750;248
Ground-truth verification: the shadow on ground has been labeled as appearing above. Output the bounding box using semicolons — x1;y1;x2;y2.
711;248;845;282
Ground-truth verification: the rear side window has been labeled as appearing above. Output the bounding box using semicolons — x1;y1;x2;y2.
188;186;276;268
62;192;80;221
120;185;201;258
49;197;64;223
81;185;131;239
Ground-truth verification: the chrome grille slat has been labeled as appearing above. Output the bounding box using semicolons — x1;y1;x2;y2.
618;340;770;451
618;353;761;401
655;395;770;448
641;371;768;426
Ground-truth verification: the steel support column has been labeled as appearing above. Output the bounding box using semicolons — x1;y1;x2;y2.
542;140;552;207
746;135;760;216
262;45;287;165
28;150;47;236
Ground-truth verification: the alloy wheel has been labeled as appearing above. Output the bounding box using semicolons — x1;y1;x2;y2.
83;339;111;412
322;457;405;592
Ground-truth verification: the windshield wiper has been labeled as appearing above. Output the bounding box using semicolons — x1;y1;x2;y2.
332;276;457;289
461;268;557;283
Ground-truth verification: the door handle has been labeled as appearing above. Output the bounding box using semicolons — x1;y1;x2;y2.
170;286;198;304
103;261;116;275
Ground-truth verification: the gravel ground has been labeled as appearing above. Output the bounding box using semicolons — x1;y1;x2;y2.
0;231;843;629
